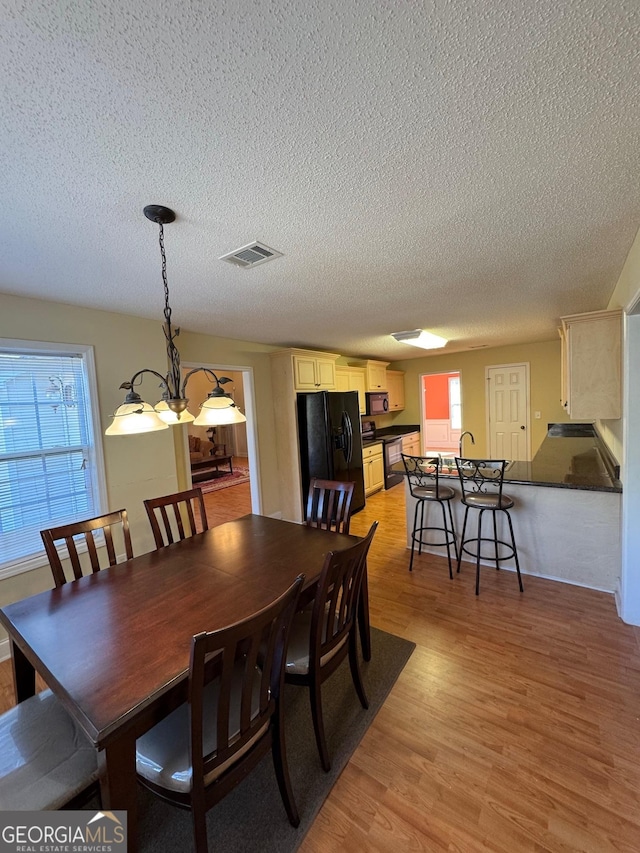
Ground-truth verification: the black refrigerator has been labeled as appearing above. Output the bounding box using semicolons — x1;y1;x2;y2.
297;391;365;517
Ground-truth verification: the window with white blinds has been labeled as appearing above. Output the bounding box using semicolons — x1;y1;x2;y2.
0;341;106;573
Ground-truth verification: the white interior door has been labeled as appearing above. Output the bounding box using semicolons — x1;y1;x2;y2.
486;363;530;460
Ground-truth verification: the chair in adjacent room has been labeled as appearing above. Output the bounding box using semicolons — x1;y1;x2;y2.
305;478;355;534
285;522;378;772
0;689;100;810
41;509;133;588
135;575;304;853
402;454;458;578
455;457;524;596
144;487;208;549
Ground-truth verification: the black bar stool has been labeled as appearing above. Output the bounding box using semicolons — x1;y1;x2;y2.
454;457;524;596
402;454;458;578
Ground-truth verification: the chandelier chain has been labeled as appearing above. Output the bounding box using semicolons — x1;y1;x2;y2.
157;220;181;398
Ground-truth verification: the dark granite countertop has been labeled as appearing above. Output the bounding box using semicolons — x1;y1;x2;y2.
371;424;420;443
362;439;383;448
392;423;622;493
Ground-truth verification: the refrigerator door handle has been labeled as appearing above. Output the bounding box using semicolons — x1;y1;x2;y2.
342;411;353;465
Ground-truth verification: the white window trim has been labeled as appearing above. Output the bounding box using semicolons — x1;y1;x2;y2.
0;337;108;579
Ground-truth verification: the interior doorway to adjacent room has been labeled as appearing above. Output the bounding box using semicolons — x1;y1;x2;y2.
421;371;462;453
181;362;261;519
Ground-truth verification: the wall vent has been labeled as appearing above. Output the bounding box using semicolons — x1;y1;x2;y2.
219;241;283;268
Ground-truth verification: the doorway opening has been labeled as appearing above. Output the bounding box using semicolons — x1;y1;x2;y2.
181;362;261;524
421;371;462;453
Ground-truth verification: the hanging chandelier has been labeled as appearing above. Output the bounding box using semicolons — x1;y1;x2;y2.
105;205;247;436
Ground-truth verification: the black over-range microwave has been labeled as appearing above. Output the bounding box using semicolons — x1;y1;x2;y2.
365;392;389;416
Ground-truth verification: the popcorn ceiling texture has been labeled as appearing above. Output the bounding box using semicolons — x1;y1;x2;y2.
1;0;639;359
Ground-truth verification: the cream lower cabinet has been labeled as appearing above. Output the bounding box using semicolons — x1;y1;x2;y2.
363;443;384;496
560;309;622;420
401;432;421;457
335;366;366;414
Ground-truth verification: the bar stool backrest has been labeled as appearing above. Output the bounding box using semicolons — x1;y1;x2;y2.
401;454;443;498
455;458;507;502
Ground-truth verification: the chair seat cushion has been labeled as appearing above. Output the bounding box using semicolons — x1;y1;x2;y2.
285;606;346;676
0;689;99;811
413;485;455;501
136;661;265;794
463;492;514;509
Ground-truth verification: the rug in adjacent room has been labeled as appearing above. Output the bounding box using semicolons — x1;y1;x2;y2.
198;465;250;493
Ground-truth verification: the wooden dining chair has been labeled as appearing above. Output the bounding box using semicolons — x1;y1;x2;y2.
285;521;378;771
144;487;208;549
305;478;355;534
41;509;133;588
0;689;100;810
135;575;304;853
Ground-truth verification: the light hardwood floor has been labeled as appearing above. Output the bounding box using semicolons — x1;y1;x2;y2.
2;482;640;852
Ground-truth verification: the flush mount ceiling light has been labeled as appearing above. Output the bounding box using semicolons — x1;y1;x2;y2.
390;329;448;350
105;205;247;436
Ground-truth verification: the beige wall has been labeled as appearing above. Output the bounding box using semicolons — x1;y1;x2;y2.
387;339;570;458
0;293;280;641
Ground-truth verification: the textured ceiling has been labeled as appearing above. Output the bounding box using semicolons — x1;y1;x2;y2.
1;0;639;361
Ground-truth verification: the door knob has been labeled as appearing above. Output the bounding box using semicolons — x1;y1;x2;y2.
520;425;526;430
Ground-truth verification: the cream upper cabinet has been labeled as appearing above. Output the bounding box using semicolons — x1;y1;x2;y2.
386;370;405;411
336;366;366;414
559;309;622;420
349;359;389;391
291;351;338;390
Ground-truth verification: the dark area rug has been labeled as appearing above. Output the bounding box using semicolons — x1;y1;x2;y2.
135;627;415;852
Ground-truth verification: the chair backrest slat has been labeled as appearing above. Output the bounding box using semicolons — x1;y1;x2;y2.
305;479;355;534
41;510;133;588
189;575;304;787
144;488;208;549
311;522;378;663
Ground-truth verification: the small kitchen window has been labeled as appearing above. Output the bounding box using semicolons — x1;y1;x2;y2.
0;339;107;577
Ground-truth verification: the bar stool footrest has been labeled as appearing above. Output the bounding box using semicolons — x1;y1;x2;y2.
459;537;516;564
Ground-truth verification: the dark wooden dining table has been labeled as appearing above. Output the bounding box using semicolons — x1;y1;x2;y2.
0;514;368;852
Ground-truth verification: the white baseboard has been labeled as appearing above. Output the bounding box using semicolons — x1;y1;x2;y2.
410;544;616;595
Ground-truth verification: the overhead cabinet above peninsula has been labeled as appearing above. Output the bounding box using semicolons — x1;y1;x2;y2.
559;309;622;420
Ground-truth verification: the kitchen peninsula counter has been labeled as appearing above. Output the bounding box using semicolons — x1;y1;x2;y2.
397;424;621;591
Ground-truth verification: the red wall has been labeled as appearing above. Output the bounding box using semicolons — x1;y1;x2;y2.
423;373;458;419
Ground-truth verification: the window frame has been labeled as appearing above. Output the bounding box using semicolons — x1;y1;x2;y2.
0;338;108;580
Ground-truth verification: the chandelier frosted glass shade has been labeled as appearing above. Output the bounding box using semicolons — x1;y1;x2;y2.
105;402;169;435
193;397;247;425
154;400;196;425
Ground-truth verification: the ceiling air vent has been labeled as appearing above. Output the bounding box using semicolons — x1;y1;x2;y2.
219;241;283;268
